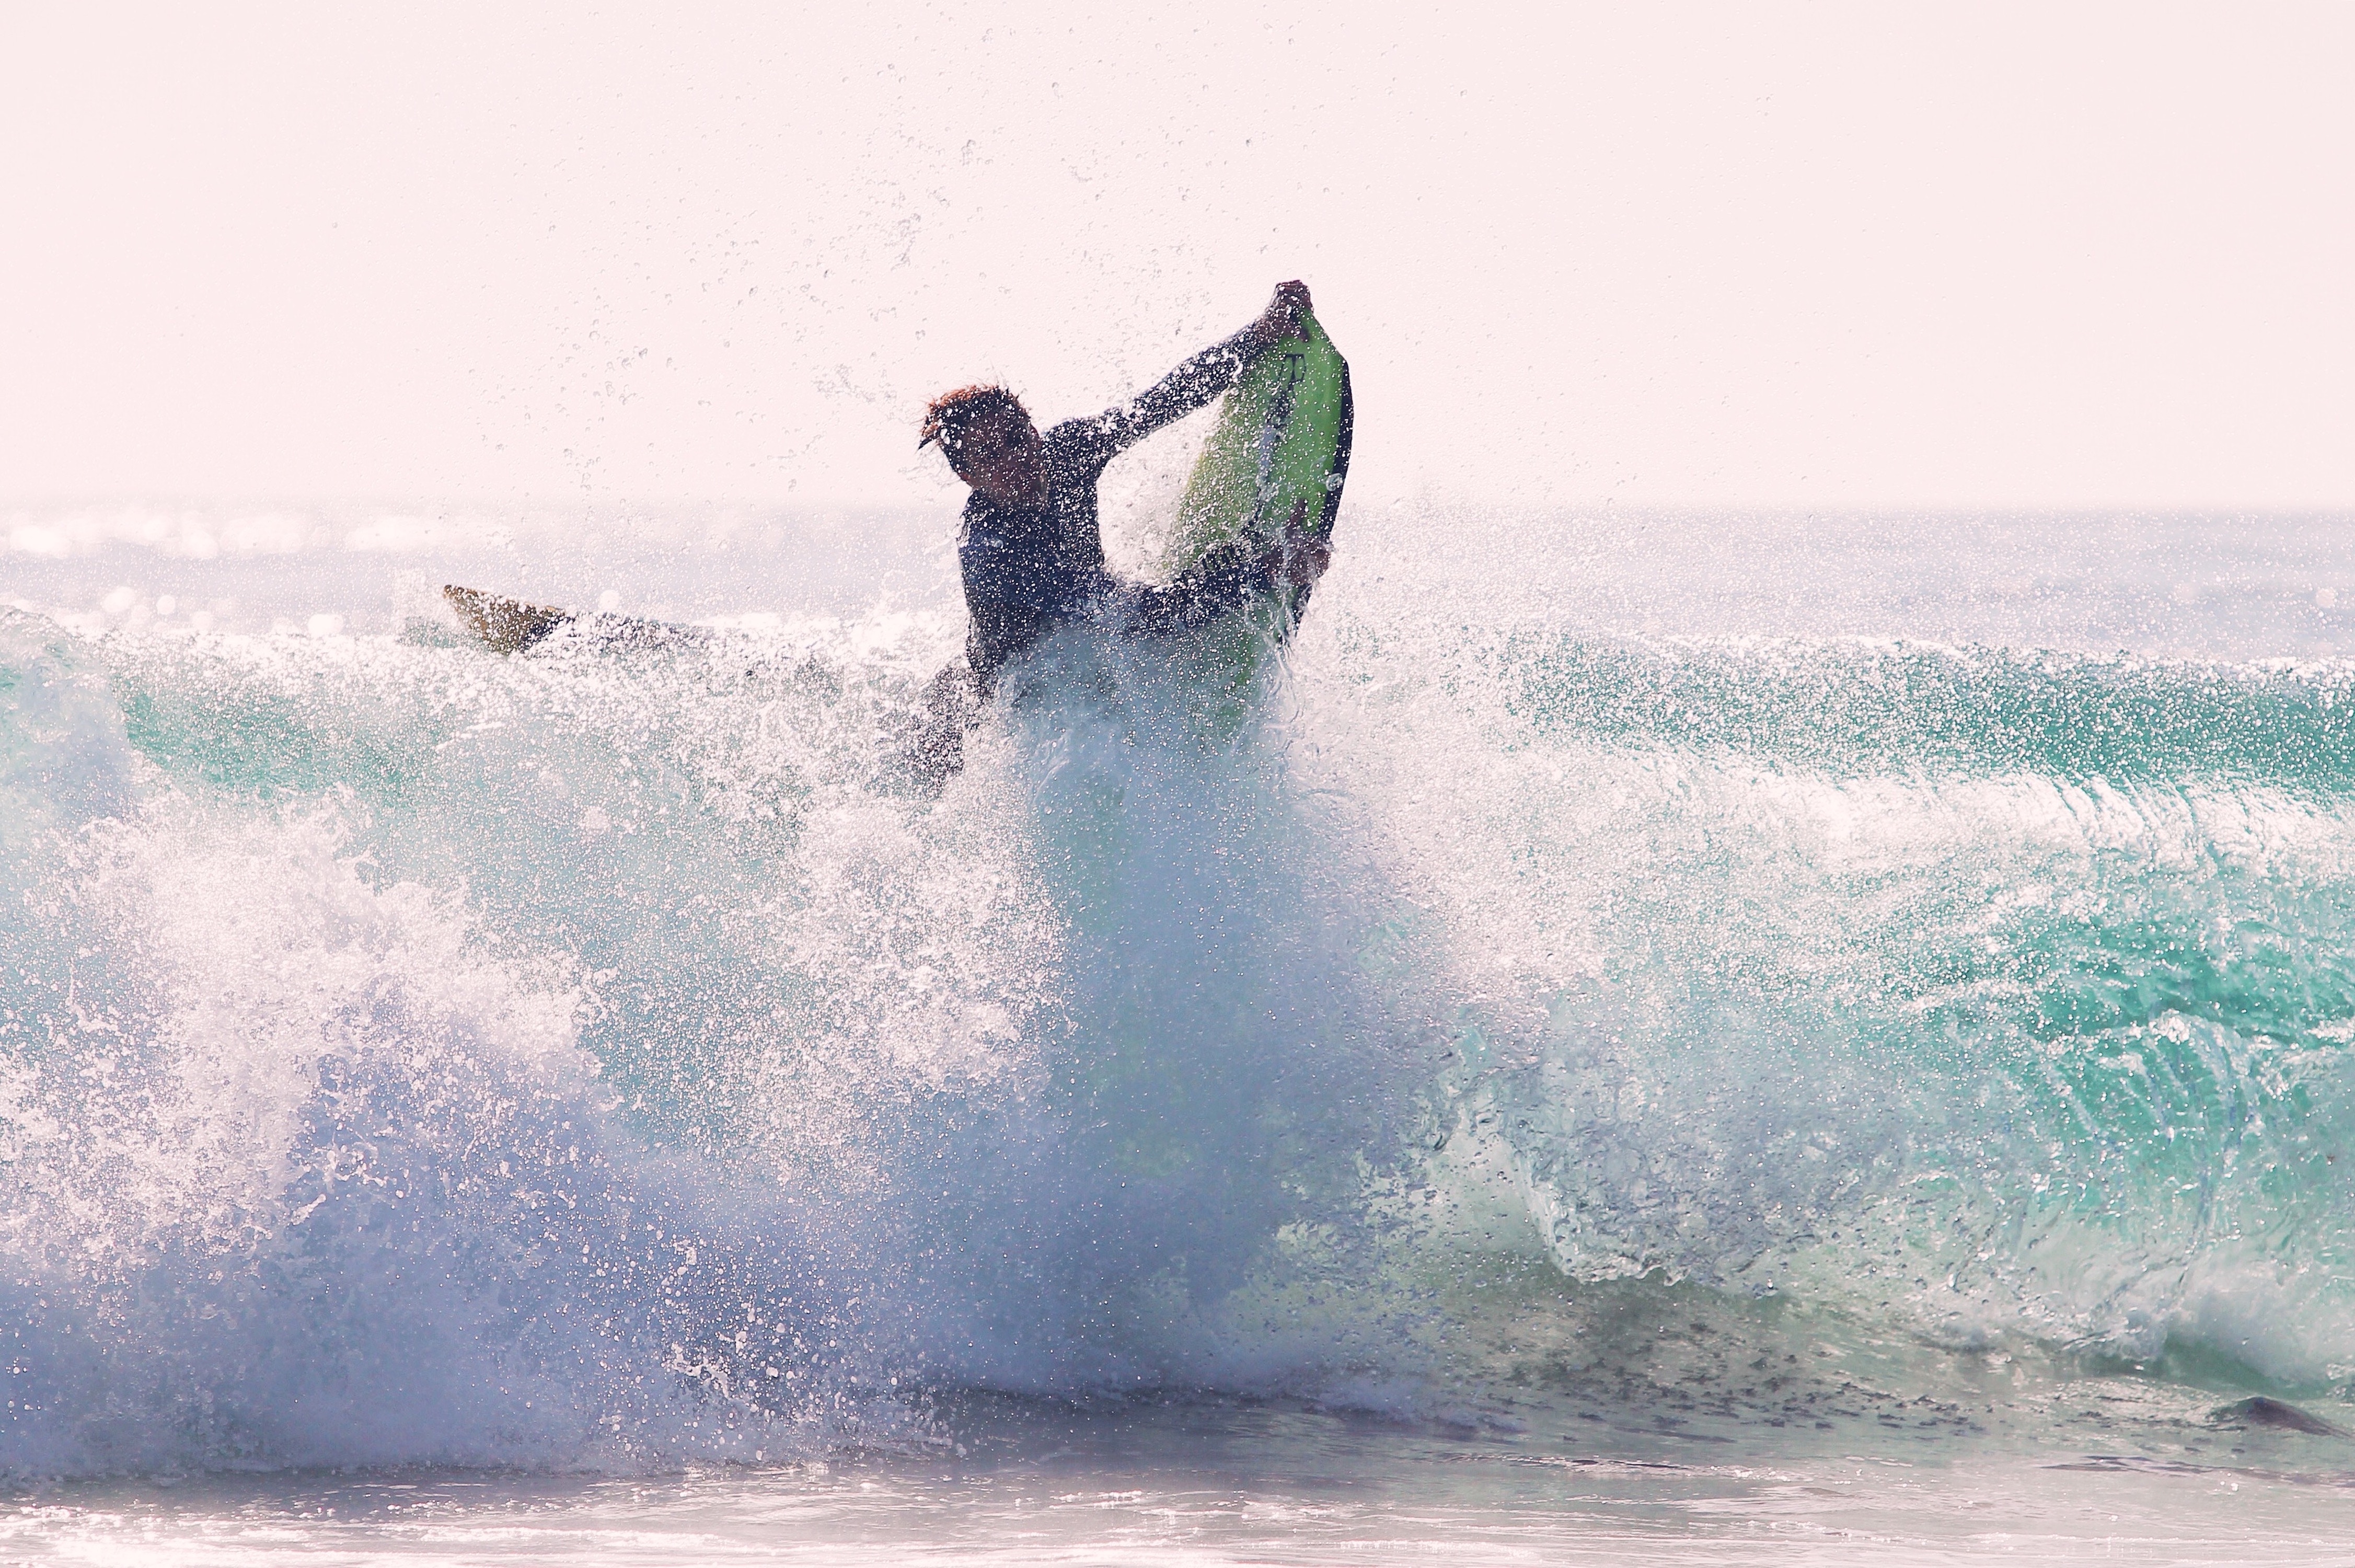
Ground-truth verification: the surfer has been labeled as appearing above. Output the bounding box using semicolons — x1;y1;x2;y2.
910;282;1333;778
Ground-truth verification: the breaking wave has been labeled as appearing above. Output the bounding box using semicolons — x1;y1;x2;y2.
6;524;2355;1474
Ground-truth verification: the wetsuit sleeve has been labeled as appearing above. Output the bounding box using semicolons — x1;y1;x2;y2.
1117;543;1277;640
1066;328;1269;466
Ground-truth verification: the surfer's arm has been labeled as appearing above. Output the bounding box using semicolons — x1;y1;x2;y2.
1073;332;1261;460
1114;500;1331;639
1077;283;1313;461
1114;546;1277;639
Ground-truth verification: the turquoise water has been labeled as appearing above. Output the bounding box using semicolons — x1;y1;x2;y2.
3;506;2353;1561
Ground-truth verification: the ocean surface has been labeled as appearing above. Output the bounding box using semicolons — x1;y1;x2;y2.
4;501;2355;1563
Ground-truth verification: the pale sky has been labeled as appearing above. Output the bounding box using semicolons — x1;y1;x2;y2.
3;2;2350;511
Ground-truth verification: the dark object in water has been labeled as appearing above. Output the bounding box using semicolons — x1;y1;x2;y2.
2208;1396;2350;1437
443;585;708;654
444;585;571;653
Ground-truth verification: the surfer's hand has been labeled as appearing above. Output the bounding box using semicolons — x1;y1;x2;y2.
1249;281;1312;348
1263;500;1331;589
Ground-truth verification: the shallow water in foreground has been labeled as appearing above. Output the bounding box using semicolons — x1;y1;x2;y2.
4;503;2354;1561
8;1400;2354;1565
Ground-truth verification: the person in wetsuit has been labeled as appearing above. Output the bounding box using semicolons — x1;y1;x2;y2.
908;281;1332;778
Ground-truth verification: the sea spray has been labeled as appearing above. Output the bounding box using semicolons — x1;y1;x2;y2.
0;607;1446;1474
6;517;2355;1477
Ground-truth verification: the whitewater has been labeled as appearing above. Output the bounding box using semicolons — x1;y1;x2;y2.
3;501;2353;1562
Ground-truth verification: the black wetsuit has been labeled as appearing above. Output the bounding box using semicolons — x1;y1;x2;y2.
908;328;1280;781
956;327;1278;694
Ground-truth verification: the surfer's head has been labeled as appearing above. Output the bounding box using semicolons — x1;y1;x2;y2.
920;385;1047;508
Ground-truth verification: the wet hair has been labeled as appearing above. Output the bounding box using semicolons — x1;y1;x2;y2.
918;384;1028;464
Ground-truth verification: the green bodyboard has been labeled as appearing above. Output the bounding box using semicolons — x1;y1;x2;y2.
1166;310;1353;635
